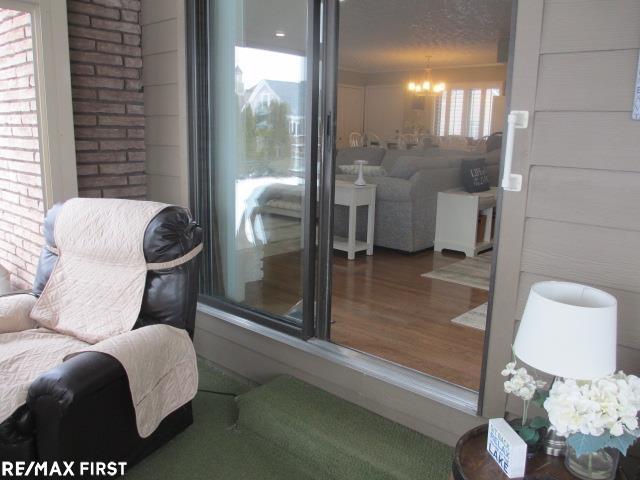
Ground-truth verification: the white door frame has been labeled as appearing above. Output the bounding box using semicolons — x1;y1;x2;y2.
0;0;77;209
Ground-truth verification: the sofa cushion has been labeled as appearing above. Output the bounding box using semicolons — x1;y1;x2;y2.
486;132;502;152
338;165;387;177
387;155;450;179
382;148;478;172
336;147;386;166
484;148;501;165
335;174;412;202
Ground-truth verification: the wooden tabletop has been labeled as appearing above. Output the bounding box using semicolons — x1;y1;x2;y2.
453;424;637;480
452;425;576;480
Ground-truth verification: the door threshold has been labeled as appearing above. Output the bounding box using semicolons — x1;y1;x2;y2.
197;303;479;415
308;339;479;414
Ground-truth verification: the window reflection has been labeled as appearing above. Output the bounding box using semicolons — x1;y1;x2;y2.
207;0;310;326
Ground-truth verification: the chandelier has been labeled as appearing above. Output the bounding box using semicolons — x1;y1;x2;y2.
407;56;445;96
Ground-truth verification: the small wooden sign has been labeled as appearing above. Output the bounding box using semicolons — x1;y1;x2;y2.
634;50;640;120
486;418;527;478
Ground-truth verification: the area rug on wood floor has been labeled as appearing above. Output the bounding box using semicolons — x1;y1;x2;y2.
421;253;492;290
450;303;488;331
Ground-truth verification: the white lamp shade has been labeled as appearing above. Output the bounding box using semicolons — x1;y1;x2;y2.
513;281;617;380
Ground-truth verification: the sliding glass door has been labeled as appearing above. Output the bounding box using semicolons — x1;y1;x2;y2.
189;0;321;337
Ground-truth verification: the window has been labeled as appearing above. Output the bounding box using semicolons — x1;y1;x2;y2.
289;119;301;136
434;86;501;138
448;89;464;135
434;94;447;136
467;89;482;139
483;88;501;137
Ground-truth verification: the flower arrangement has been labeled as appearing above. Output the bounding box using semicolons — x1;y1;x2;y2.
501;360;549;446
543;372;640;457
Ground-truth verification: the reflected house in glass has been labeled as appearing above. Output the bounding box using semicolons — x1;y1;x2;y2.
242;74;306;173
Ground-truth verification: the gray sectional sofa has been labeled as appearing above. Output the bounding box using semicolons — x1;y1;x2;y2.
334;146;501;252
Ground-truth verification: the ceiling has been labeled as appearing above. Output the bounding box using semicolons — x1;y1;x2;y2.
338;0;512;72
244;0;308;55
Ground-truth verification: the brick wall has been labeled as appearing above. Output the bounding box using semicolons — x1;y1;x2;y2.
0;9;43;290
67;0;146;199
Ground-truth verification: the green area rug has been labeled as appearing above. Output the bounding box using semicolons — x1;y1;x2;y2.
124;360;453;480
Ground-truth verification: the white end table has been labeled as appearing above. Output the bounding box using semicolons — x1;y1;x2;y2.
333;180;376;260
434;187;497;257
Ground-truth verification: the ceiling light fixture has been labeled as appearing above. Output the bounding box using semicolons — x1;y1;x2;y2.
407;56;445;96
275;30;286;37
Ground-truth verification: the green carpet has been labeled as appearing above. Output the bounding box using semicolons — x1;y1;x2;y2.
237;376;454;480
124;360;453;480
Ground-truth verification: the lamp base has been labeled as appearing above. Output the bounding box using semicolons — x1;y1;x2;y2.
543;430;566;457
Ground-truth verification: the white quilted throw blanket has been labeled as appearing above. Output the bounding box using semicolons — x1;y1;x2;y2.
75;324;198;438
31;198;167;344
0;326;197;438
0;329;90;426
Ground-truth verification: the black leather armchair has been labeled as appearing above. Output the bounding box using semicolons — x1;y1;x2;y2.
0;204;202;466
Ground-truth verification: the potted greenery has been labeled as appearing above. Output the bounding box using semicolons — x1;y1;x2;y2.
501;359;549;457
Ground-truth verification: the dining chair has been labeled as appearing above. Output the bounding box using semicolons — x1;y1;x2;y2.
349;132;362;147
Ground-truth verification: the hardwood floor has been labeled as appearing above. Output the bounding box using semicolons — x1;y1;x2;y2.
331;249;488;391
245;248;490;391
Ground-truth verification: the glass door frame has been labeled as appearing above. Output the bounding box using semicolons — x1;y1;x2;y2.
315;0;339;340
186;0;323;339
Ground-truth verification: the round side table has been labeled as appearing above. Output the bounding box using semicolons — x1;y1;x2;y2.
452;425;615;480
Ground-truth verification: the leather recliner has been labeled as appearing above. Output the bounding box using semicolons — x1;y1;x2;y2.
0;204;203;466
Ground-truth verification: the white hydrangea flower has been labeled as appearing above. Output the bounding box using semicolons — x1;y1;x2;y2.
544;372;640;438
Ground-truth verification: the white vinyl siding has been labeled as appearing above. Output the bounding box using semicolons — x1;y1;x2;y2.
484;0;640;419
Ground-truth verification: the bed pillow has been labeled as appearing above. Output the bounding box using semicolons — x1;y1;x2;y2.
338;165;387;177
460;158;490;192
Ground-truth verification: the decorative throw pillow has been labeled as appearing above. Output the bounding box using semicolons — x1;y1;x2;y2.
338;165;387;177
460;158;490;192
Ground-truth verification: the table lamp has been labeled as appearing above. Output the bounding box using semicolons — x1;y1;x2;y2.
512;281;618;454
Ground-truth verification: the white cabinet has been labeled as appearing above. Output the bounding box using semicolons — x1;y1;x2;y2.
434;188;497;257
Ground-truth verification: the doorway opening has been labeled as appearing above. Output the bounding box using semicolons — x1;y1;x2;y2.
188;0;515;395
329;0;513;391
